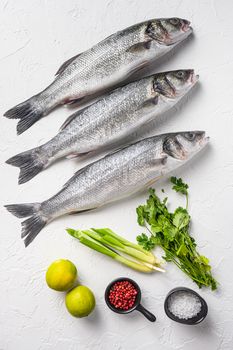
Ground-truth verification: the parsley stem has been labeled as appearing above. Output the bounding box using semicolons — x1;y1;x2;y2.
162;247;209;286
136;185;217;290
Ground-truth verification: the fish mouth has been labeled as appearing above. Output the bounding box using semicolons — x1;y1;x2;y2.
166;27;192;45
181;20;191;32
200;134;210;147
189;70;199;85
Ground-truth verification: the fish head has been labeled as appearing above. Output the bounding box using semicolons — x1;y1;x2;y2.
163;131;209;161
147;18;192;45
153;70;199;98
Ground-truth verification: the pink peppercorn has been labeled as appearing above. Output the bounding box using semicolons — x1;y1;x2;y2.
108;280;138;310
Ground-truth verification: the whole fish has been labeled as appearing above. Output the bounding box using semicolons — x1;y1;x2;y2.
5;131;209;246
4;18;192;134
6;69;198;184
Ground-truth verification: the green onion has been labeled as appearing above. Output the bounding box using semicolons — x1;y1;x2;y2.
92;228;158;263
67;228;164;273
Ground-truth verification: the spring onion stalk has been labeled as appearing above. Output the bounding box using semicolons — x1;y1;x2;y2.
81;228;158;266
67;228;164;273
92;228;159;264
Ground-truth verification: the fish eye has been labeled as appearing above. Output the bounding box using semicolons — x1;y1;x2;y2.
169;18;180;26
176;70;186;79
185;132;196;141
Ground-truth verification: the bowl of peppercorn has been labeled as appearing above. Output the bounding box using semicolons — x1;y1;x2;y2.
105;277;156;322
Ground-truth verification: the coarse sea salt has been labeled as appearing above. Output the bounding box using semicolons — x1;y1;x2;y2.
168;291;202;320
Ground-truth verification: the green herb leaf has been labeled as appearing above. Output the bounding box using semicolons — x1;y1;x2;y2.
171;177;189;195
136;206;146;226
136;183;217;290
172;207;190;229
137;233;156;251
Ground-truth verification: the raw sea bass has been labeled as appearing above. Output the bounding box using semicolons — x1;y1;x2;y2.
6;69;198;184
4;18;192;134
5;131;209;247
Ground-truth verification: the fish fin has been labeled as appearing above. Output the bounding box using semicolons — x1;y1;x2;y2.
59;111;82;130
66;153;80;159
5;202;48;246
127;60;150;77
68;208;97;215
152;156;168;166
144;157;168;187
66;151;90;159
22;215;47;246
6;147;47;184
145;177;161;188
142;95;159;108
62;96;86;106
4;97;44;135
62;163;93;189
55;53;82;76
59;114;77;131
126;40;152;53
64;97;85;105
100;143;134;159
4;203;40;218
160;156;168;165
59;105;89;130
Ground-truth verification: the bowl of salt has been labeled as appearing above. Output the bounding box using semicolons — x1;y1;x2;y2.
164;287;208;325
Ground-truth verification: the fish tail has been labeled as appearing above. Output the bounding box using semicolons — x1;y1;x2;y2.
4;94;48;135
5;203;48;246
22;215;47;247
4;202;40;218
6;146;48;184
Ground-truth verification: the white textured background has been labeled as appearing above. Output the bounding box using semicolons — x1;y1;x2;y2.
1;1;233;349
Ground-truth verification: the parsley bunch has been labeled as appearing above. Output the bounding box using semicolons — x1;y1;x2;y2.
136;177;217;290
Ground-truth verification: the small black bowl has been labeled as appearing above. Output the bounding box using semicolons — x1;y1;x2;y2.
164;287;208;325
105;277;156;322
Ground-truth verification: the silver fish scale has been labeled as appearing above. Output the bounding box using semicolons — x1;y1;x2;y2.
60;24;146;80
41;68;196;165
42;136;166;219
43;77;155;160
39;21;167;107
4;18;192;136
